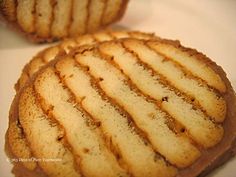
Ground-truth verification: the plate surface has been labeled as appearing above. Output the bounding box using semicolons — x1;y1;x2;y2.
0;0;236;176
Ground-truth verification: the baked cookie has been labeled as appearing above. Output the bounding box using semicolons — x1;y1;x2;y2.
6;37;236;177
6;31;156;177
0;0;129;42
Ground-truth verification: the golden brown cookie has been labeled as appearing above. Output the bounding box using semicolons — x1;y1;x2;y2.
7;37;236;176
0;0;129;42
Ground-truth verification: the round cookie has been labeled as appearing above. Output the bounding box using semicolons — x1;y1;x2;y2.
7;37;236;177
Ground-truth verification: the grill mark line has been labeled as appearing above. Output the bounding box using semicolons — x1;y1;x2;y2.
120;41;221;126
147;41;226;93
22;30;124;88
52;66;129;176
67;0;73;37
146;41;223;98
97;43;204;151
85;0;91;33
71;58;177;172
61;59;137;176
100;0;108;28
115;0;128;24
119;42;210;147
145;41;226;120
50;0;57;39
74;47;188;169
117;40;222;148
68;0;74;37
117;39;224;148
20;86;78;176
97;45;187;134
123;39;225;122
34;65;127;176
31;0;36;34
35;0;41;36
33;72;86;177
54;63;133;177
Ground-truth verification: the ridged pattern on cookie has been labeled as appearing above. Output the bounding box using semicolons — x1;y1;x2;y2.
9;37;231;177
8;31;155;173
0;0;129;42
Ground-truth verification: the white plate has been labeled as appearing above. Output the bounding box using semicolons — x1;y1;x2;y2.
0;0;236;176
